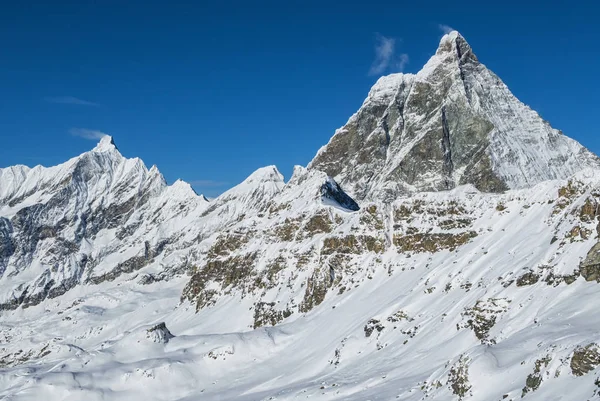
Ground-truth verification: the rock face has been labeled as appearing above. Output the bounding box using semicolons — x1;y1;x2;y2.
146;322;175;343
580;242;600;282
0;136;210;309
309;31;600;201
321;178;360;211
571;344;600;376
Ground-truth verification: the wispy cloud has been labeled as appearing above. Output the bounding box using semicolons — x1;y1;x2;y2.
439;24;455;35
396;54;410;72
69;128;108;140
188;180;230;188
368;34;409;76
369;34;395;76
45;96;99;106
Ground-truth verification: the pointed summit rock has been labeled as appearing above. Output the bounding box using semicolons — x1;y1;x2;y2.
93;135;118;152
309;32;600;201
435;31;476;61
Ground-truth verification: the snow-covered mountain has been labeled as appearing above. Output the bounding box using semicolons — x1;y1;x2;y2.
0;135;210;310
2;31;600;401
309;31;600;202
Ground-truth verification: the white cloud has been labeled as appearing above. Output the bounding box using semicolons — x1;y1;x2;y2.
369;34;395;76
69;128;108;140
396;53;410;72
439;24;455;35
368;34;409;76
45;96;99;106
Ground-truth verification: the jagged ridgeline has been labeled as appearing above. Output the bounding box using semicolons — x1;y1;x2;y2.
2;31;600;401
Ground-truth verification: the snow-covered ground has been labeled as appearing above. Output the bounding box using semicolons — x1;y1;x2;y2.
2;165;600;400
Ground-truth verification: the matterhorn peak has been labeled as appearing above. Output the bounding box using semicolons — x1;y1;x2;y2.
93;135;118;152
435;30;477;62
309;31;600;201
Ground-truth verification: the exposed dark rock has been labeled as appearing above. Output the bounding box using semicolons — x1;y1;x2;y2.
86;239;169;285
0;217;15;276
207;233;250;258
521;356;551;397
360;205;385;230
571;344;600;376
303;212;334;236
322;235;385;255
138;273;159;285
394;231;477;253
309;33;597;202
580;198;600;222
448;355;472;400
299;268;330;313
272;218;301;242
387;310;412;323
253;302;292;329
580;242;600;282
320;179;360;211
544;270;579;287
516;272;540;287
364;319;385;337
181;253;259;311
439;218;472;230
86;197;137;237
146;322;174;343
459;298;510;344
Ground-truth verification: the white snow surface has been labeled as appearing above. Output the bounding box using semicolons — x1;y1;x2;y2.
2;137;600;399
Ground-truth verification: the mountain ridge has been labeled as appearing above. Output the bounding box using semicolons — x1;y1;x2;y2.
309;31;600;201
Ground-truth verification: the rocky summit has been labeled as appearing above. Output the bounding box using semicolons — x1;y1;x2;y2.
309;31;600;202
2;32;600;401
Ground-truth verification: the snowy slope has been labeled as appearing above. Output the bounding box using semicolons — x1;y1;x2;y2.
2;169;600;400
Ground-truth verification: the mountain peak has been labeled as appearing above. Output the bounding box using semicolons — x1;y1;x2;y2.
309;32;600;201
244;165;284;185
93;135;117;152
439;30;463;44
170;179;199;198
435;30;477;62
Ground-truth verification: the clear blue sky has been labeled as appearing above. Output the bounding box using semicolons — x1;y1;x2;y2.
1;1;597;197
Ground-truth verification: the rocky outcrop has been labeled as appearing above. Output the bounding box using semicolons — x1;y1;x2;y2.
0;218;14;276
253;302;292;329
320;178;360;211
459;298;510;344
516;271;541;287
146;322;174;343
394;231;476;253
448;355;472;400
580;242;600;282
521;356;552;397
571;344;600;376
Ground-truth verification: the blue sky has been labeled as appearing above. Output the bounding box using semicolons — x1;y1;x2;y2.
1;1;597;197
